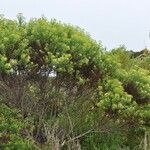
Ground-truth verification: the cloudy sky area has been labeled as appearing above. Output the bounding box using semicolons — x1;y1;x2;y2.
1;0;150;50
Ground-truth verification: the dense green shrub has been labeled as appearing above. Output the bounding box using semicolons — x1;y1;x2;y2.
0;104;36;150
0;15;150;149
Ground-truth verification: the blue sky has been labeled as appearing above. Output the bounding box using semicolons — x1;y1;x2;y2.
0;0;150;50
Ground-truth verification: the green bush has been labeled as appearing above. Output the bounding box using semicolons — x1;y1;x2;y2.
0;15;149;149
0;104;36;150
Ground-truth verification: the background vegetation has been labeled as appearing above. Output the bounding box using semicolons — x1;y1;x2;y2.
0;14;150;150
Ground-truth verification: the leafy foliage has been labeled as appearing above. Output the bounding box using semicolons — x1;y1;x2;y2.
0;104;36;150
0;15;150;149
